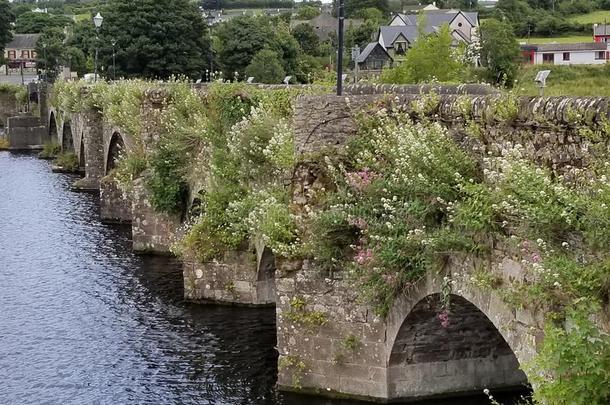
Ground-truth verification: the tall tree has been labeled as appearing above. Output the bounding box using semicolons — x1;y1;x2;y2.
35;27;66;82
214;16;299;78
292;23;320;56
14;12;72;34
381;24;466;84
479;18;521;85
99;0;211;79
332;0;388;17
245;49;285;83
0;0;14;64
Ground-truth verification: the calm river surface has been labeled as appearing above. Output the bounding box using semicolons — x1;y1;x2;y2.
0;152;527;405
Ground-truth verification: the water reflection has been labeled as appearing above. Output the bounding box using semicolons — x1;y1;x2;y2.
0;152;528;405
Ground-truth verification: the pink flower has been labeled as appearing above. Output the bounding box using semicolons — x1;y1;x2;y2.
354;247;374;265
382;273;397;286
348;217;368;230
346;168;378;191
521;240;531;251
438;309;450;328
531;253;541;263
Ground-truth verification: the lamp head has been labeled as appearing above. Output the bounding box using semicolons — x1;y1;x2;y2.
93;12;104;29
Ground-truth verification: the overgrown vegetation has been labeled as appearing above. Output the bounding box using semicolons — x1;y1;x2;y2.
51;80;610;403
284;99;610;403
54;152;79;172
38;142;61;159
0;83;28;109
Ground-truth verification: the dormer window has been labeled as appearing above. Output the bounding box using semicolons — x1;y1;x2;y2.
395;41;407;55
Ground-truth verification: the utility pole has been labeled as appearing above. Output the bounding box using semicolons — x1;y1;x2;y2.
336;0;345;96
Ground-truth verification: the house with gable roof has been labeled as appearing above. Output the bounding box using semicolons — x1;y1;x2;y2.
356;9;479;71
389;9;479;44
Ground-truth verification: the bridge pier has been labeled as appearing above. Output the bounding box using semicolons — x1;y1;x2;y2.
183;242;276;306
131;176;181;254
100;175;132;223
71;110;105;191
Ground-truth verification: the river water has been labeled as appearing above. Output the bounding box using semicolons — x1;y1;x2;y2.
0;152;527;405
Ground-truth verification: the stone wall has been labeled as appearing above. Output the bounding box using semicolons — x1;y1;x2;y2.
131;176;181;254
294;94;610;172
276;258;389;401
0;91;19;128
69;108;105;191
6;115;46;149
184;242;276;306
99;175;132;223
274;92;610;401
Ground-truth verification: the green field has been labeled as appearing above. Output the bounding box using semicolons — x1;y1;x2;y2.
569;10;610;24
518;35;593;44
74;13;91;22
515;64;610;96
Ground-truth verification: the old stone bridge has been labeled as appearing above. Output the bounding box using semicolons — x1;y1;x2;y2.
31;83;609;402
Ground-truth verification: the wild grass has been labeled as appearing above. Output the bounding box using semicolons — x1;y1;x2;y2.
38;142;61;159
514;64;610;96
569;10;610;24
517;35;593;44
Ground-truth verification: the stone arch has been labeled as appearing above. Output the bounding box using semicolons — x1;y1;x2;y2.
48;112;58;143
105;131;125;174
78;138;86;173
387;292;528;399
61;121;74;153
256;246;276;304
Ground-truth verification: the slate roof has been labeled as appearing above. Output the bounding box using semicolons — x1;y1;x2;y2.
378;25;420;47
356;42;392;63
392;10;479;29
5;34;41;50
521;42;607;52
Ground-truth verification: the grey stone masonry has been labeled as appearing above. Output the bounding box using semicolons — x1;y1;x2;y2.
70;107;105;191
184;240;276;306
0;90;20;128
275;92;610;401
131;176;181;254
100;174;132;223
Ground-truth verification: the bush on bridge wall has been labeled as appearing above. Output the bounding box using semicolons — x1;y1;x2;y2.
177;83;307;260
0;83;28;107
285;99;610;404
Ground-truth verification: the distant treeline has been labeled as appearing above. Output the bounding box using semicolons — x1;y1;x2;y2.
201;0;295;9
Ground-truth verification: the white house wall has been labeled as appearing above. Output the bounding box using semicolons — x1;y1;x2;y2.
449;14;473;41
533;50;607;65
390;16;406;26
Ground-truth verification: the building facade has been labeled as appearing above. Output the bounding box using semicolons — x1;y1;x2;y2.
521;42;608;65
3;34;40;72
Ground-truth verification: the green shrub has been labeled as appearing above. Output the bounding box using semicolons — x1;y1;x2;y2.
38;142;61;159
147;140;189;214
54;152;79;171
527;304;610;405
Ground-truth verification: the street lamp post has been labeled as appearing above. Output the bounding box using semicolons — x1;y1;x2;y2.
111;39;116;81
336;0;345;96
93;12;104;82
42;43;47;82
